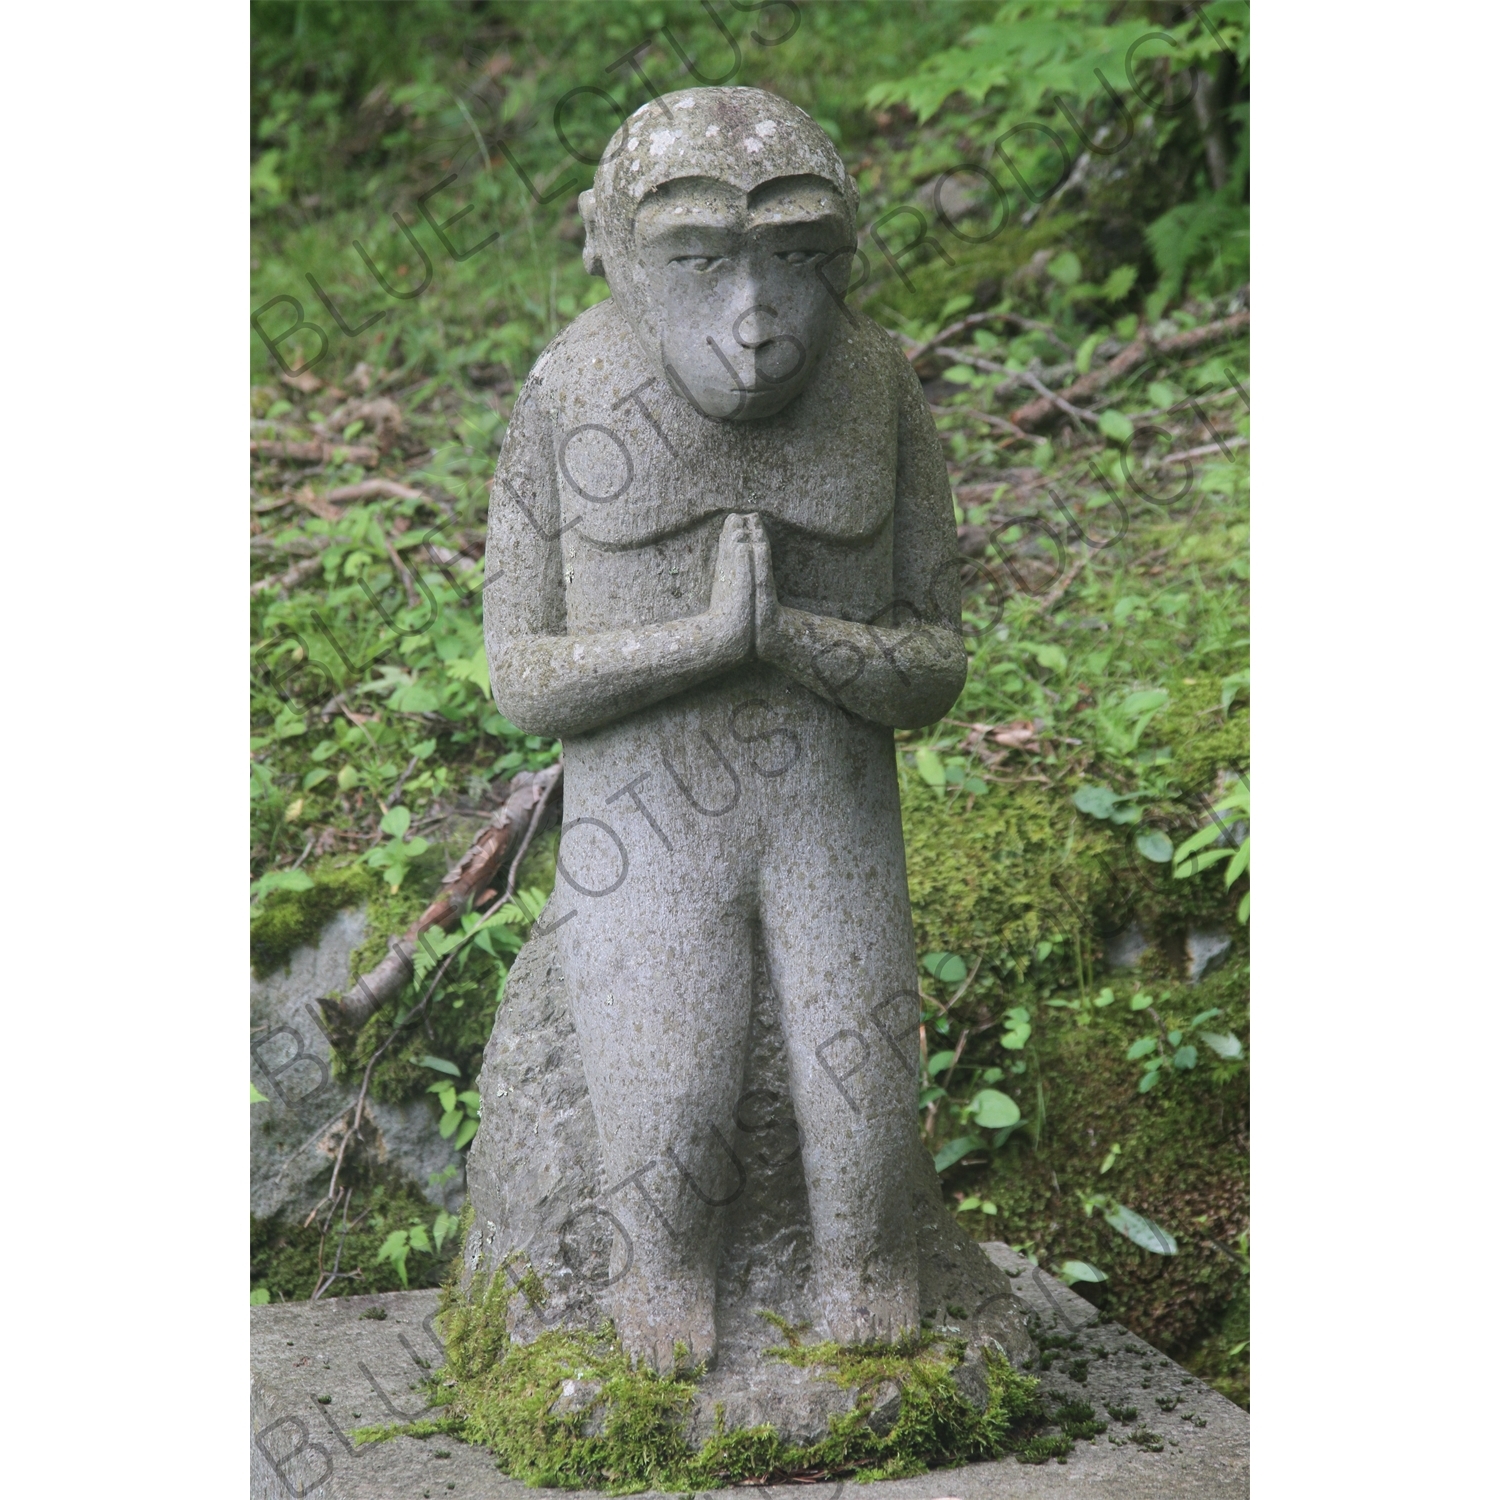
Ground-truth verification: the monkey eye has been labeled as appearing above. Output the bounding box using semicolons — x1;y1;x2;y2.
776;249;818;266
672;255;725;272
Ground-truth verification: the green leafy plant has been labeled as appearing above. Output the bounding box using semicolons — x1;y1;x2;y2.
1172;775;1250;922
374;1209;461;1289
374;1219;432;1288
364;804;431;891
427;1080;482;1150
1056;1260;1108;1287
1079;1194;1178;1255
1125;1003;1235;1092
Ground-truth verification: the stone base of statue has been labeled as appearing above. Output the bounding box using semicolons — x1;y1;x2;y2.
459;906;1035;1447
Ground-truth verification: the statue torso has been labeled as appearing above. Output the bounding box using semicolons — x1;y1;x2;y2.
518;300;907;634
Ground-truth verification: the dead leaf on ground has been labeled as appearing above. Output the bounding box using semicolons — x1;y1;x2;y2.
956;718;1046;763
279;370;324;395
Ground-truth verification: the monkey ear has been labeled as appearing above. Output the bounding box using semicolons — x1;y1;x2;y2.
578;189;606;278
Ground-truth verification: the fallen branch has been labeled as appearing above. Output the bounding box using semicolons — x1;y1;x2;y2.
905;309;1074;367
932;405;1040;442
251;439;380;467
323;479;423;503
1008;311;1250;431
336;763;563;1027
1019;371;1099;429
251;550;328;597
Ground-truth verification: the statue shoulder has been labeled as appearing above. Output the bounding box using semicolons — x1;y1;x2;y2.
518;298;641;411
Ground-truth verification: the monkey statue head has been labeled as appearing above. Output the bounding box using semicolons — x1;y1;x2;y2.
579;86;859;422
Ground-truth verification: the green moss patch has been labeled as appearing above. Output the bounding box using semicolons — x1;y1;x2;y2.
352;1263;1065;1491
250;859;378;978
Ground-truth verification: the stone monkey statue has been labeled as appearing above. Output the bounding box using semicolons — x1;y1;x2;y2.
482;86;972;1373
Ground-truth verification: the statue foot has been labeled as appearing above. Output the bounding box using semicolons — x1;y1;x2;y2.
613;1287;718;1374
819;1283;920;1347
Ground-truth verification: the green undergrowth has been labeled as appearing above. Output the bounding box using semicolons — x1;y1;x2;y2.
899;778;1249;1407
252;1180;459;1302
351;1261;1059;1490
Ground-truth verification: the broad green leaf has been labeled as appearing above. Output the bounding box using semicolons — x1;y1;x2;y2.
408;1223;433;1254
439;1109;462;1138
1167;1030;1182;1046
457;1091;482;1110
454;1121;477;1151
1075;330;1105;374
1098;408;1134;443
1173;824;1222;861
1126;1036;1157;1060
957;1196;981;1212
1072;784;1119;818
933;1135;985;1172
914;746;947;787
380;805;412;839
1048;250;1082;285
1224;837;1250;886
1148;381;1178;408
251;1083;270;1103
1199;1031;1242;1059
1100;265;1137;302
311;739;338;762
1174;847;1231;878
1138;1068;1159;1093
926;1050;956;1077
1099;1143;1121;1174
1093;987;1116;1008
1032;643;1067;671
1237;890;1250;924
301;767;331;791
432;1210;459;1253
935;953;968;985
1173;1045;1198;1070
1189;1009;1222;1028
1109;804;1143;825
252;868;314;901
420;1055;461;1076
1104;1203;1178;1255
1135;830;1173;863
337;763;361;791
1001;1021;1031;1050
389;681;441;714
1059;1260;1109;1284
1121;689;1169;717
970;1089;1021;1129
1129;992;1153;1011
250;1287;271;1305
1220;671;1249;710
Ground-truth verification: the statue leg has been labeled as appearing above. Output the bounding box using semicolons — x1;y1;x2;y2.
557;765;754;1372
760;746;922;1346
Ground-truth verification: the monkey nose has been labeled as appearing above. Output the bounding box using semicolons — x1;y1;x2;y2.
732;303;780;350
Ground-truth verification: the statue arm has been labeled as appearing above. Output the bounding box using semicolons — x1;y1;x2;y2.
483;386;755;739
753;357;967;730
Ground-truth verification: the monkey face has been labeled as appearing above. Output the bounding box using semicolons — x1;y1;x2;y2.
620;174;854;423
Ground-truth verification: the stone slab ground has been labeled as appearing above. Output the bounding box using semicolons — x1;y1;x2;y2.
252;1242;1247;1499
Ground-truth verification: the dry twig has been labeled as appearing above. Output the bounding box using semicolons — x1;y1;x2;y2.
337;763;563;1027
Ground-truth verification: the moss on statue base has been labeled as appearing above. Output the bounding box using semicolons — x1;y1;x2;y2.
352;1263;1061;1490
